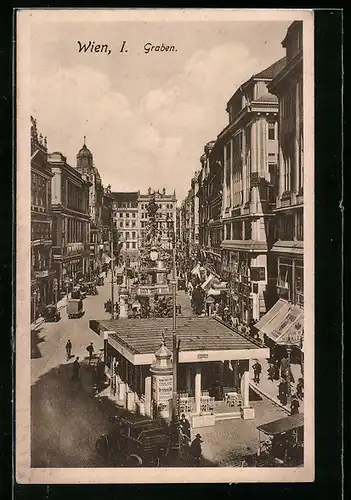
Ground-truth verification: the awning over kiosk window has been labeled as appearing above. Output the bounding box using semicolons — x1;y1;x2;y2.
191;263;201;276
255;299;304;347
212;281;228;291
201;273;216;291
257;414;304;436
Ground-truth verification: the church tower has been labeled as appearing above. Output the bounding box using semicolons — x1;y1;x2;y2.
76;136;93;174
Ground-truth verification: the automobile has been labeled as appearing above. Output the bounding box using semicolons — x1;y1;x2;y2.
95;415;170;467
67;298;84;319
85;282;98;295
177;278;186;291
255;413;304;467
95;275;105;286
42;304;61;322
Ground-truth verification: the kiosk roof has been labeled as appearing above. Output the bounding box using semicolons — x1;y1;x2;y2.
93;317;270;365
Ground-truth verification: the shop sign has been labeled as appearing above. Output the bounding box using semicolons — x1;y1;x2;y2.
197;353;209;360
152;374;173;405
34;270;49;278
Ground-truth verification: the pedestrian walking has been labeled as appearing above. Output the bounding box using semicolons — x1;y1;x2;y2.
71;356;80;382
296;378;304;400
179;413;191;442
86;342;94;365
268;363;275;381
290;396;300;415
278;379;288;406
65;339;72;360
252;360;262;384
189;434;203;466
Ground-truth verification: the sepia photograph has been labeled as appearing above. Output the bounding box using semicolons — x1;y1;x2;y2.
16;8;314;483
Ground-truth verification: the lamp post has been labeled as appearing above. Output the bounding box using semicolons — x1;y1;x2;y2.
286;328;301;402
32;289;37;322
169;230;181;456
110;217;115;319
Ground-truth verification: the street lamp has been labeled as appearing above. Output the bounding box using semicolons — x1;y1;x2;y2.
32;289;37;322
285;328;302;402
150;246;158;262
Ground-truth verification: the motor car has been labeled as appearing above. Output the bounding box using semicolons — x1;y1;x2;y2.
96;415;170;467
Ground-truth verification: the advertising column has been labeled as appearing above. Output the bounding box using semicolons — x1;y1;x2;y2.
150;340;173;421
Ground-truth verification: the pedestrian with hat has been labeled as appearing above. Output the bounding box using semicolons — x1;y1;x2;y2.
189;433;203;466
290;395;300;415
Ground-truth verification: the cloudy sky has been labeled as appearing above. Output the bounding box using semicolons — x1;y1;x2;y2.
29;14;291;201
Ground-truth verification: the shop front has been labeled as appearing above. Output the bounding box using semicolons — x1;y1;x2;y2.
90;316;270;426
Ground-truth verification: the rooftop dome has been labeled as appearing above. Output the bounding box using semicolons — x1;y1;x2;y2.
77;137;93;158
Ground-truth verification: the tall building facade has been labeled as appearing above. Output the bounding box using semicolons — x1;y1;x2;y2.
30;116;54;321
49;151;91;295
197;141;224;277
218;58;285;322
76;139;105;276
112;192;139;265
268;21;304;308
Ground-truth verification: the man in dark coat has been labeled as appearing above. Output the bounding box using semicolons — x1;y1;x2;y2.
71;356;80;382
179;414;191;441
65;339;72;360
278;379;288;406
189;434;203;466
290;396;300;415
252;361;262;383
86;342;94;365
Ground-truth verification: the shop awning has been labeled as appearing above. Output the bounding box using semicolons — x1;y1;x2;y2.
255;299;304;347
207;287;221;296
212;281;228;291
191;263;201;276
201;273;216;291
257;414;304;436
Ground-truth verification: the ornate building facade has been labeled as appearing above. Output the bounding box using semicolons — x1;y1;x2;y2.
268;21;304;309
76;139;105;276
49;151;91;295
112;192;139;266
218;57;285;322
31;116;54;321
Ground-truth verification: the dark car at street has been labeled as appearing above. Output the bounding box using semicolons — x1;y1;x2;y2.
95;415;170;467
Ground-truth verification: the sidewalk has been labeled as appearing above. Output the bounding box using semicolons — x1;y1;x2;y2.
31;293;71;331
176;290;194;317
249;358;304;414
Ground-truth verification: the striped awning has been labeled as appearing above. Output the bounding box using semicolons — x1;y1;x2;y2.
201;273;216;291
212;281;228;291
255;299;304;347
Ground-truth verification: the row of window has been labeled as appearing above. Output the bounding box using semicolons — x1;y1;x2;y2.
114;201;138;209
31;172;50;209
122;241;137;249
140;203;174;210
116;212;137;218
119;220;137;228
31;221;51;242
277;210;303;241
122;231;137;240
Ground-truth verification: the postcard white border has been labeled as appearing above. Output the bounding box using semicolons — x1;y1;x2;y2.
16;8;315;484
